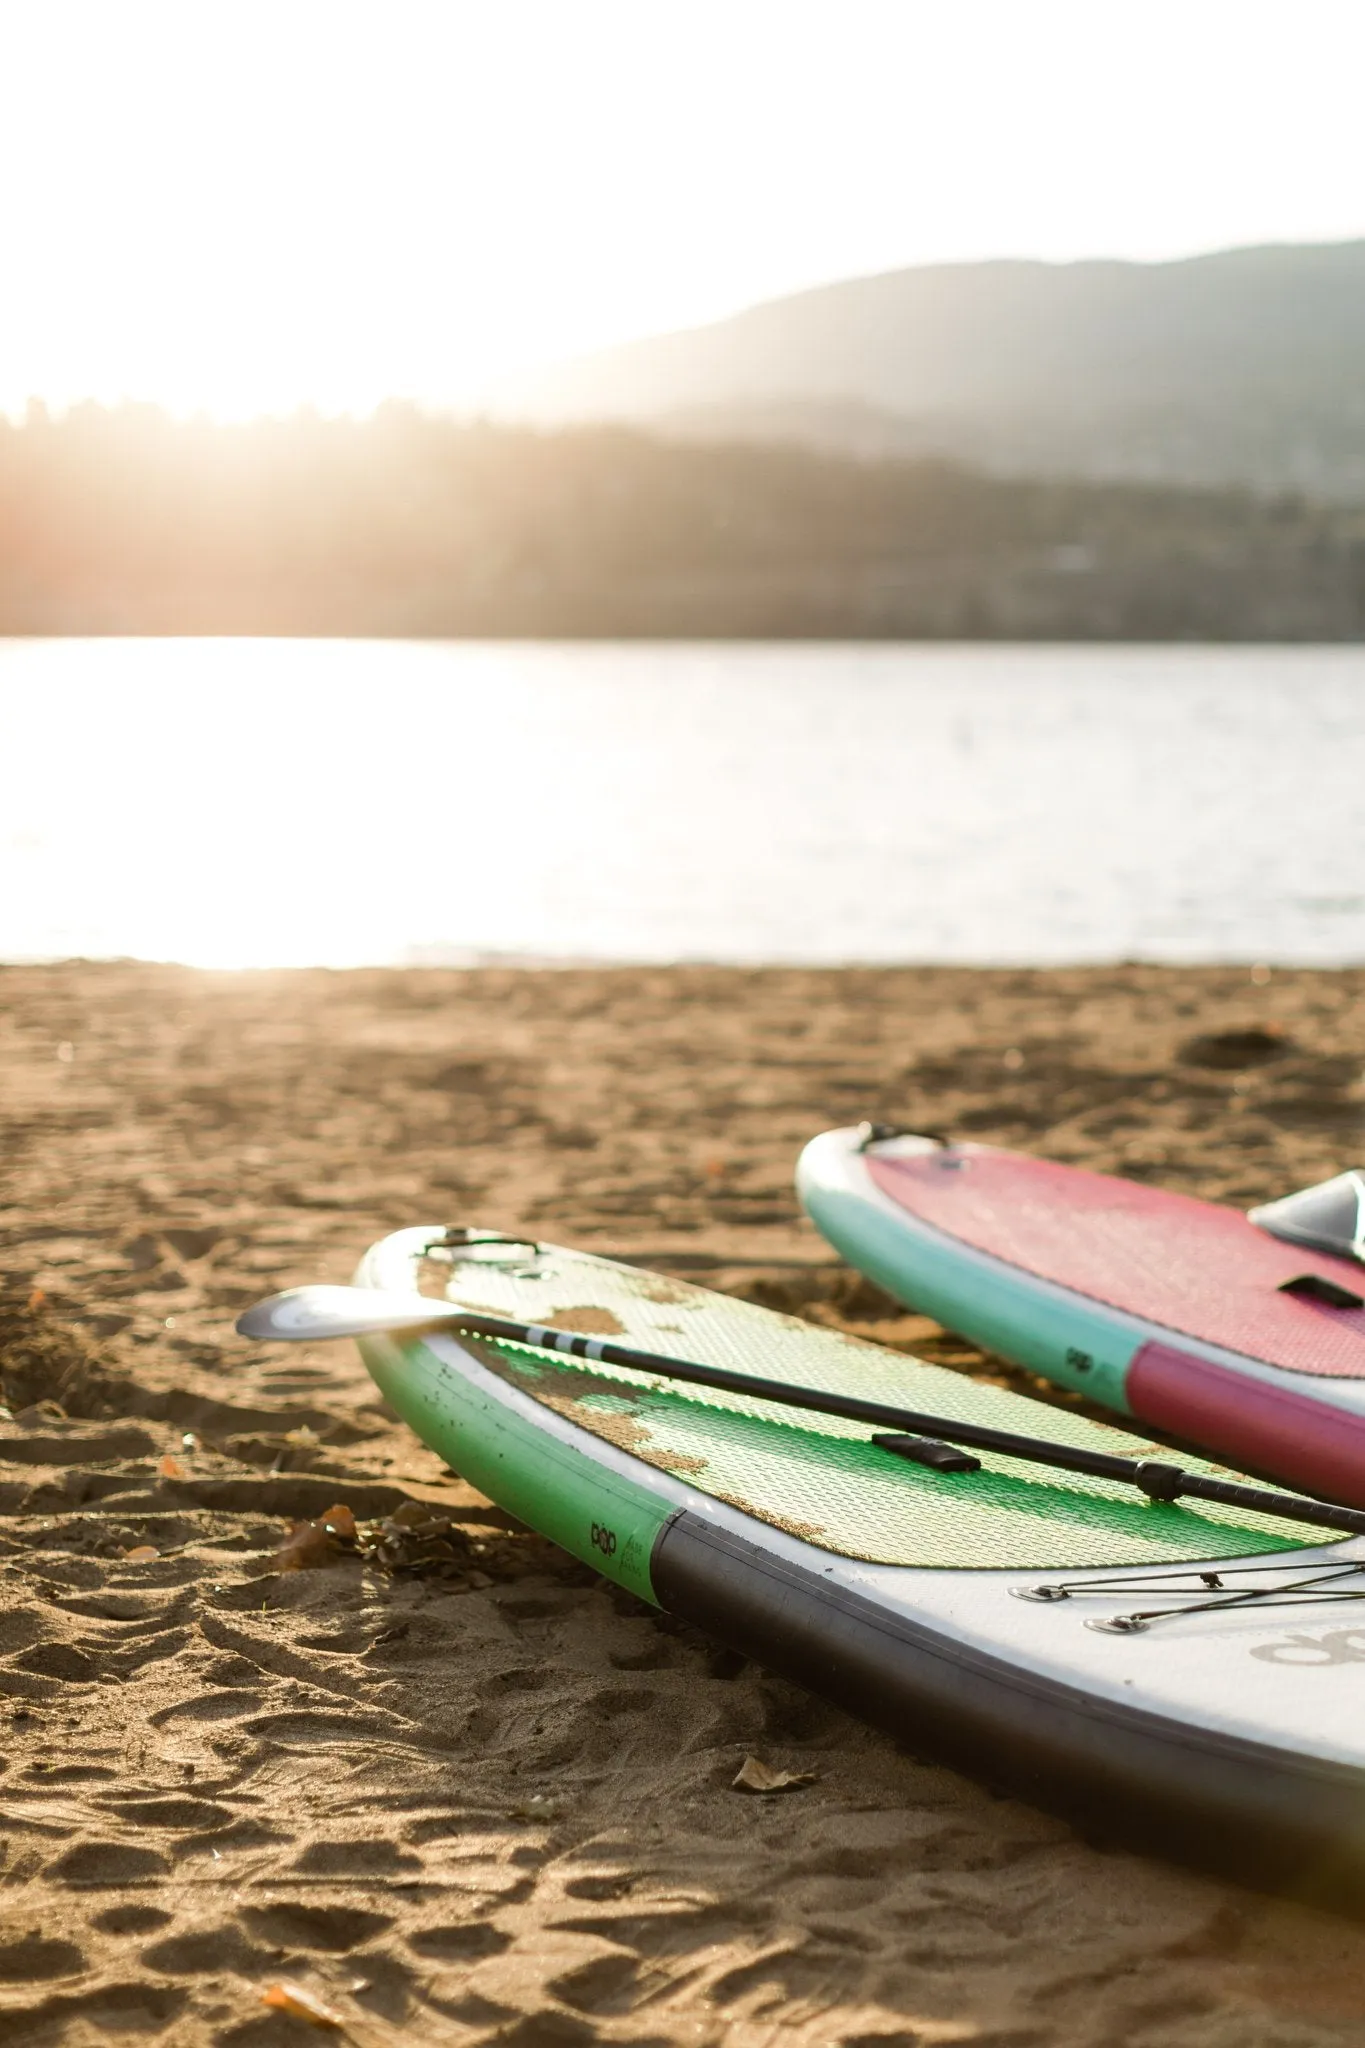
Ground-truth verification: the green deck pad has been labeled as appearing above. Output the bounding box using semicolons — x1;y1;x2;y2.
434;1245;1323;1570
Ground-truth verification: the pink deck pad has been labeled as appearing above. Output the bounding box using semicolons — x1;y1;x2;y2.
867;1145;1365;1378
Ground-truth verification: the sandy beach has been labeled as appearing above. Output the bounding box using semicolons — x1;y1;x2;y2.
4;958;1365;2046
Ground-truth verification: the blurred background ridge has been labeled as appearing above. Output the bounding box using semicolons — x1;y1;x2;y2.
497;241;1365;502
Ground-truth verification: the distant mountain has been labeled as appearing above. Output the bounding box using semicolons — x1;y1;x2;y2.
498;242;1365;499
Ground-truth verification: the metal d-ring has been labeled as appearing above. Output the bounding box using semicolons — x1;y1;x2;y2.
431;1227;542;1258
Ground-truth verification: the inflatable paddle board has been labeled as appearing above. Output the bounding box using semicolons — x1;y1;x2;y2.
339;1223;1365;1897
797;1127;1365;1511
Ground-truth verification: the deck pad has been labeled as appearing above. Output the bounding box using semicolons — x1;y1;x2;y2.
436;1242;1313;1570
867;1146;1365;1379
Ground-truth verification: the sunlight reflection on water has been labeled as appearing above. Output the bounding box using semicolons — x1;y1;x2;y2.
2;637;1364;968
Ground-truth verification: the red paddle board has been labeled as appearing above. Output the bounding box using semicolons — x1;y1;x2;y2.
797;1128;1365;1507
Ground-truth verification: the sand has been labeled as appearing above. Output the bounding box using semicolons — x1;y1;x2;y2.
3;958;1365;2046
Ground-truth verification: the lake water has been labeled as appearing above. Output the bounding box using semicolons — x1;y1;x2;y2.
3;638;1364;968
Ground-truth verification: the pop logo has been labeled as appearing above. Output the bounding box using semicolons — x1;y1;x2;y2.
590;1522;618;1557
1250;1628;1365;1666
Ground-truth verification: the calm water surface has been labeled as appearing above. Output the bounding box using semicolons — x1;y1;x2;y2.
2;639;1363;967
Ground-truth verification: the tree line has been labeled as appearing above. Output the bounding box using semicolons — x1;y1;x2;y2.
2;402;1364;639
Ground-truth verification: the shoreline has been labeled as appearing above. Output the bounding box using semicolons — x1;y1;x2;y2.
8;950;1365;973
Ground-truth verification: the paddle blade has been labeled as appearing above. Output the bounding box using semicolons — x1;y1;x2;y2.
1250;1170;1365;1265
235;1284;455;1342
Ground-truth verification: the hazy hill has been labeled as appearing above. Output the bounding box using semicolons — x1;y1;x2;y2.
499;242;1365;499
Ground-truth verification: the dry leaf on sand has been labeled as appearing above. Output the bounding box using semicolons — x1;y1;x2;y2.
260;1978;345;2028
732;1754;818;1794
274;1520;341;1572
359;1504;467;1575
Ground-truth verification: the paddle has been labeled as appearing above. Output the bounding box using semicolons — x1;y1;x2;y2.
236;1284;1365;1539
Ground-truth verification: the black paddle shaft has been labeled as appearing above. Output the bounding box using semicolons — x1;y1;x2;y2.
435;1306;1365;1540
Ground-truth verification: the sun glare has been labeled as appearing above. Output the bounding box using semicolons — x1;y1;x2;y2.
2;0;1364;420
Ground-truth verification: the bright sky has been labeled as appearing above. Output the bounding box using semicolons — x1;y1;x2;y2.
3;0;1363;418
